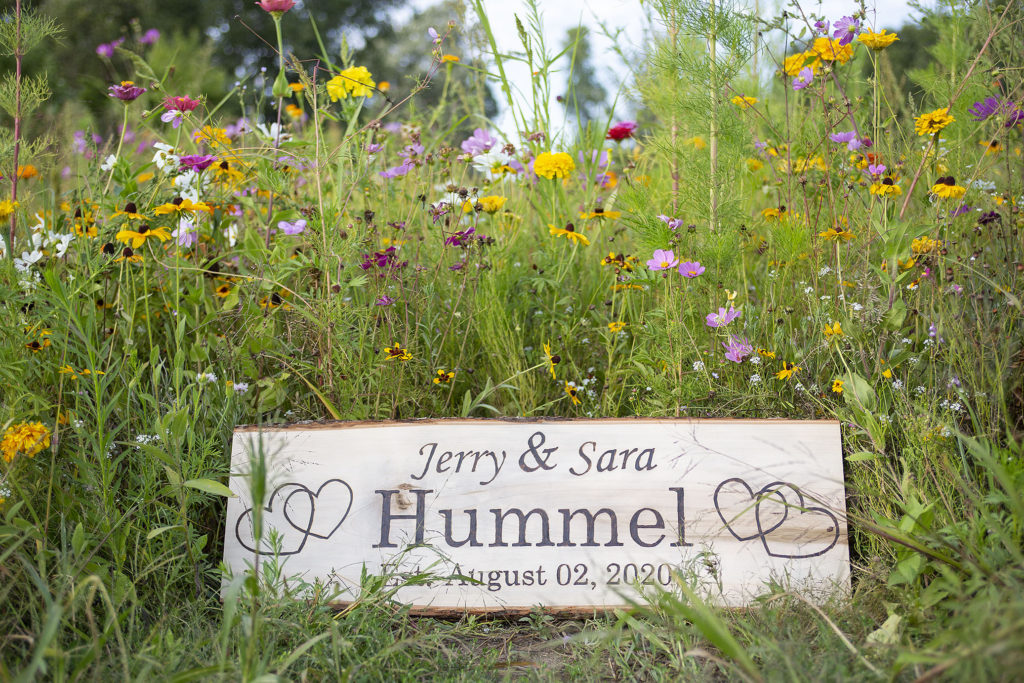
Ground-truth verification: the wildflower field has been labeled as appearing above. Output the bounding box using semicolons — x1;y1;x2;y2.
1;0;1023;679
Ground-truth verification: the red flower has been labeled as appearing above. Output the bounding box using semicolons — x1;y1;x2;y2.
606;121;637;141
256;0;296;12
162;95;201;112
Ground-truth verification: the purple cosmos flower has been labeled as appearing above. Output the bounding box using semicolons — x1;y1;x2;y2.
722;335;753;363
678;261;705;278
1006;106;1024;127
968;96;1002;121
379;162;412;179
460;128;497;156
108;81;146;101
374;295;395;306
179;154;217;172
96;38;124;58
829;130;861;151
948;284;963;295
577;149;611;170
705;306;741;328
647;249;679;271
400;142;425;159
445;227;476;247
832;16;860;46
139;29;160;45
366;143;384;155
949;204;971;218
814;20;830;35
928;323;944;343
792;66;813;90
868;163;886;176
172;219;197;247
277;219;306;235
428;27;442;45
657;214;683;230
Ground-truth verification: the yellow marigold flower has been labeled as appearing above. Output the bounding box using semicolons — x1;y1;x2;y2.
912;236;942;254
288;82;305;93
548;222;590;246
746;158;764;171
433;368;455;384
17;165;38;180
441;54;460;63
1;422;51;463
116;224;171;248
285;103;303;119
858;29;899;51
0;199;18;220
608;321;626;333
809;37;854;64
564;382;581;406
831;379;844;394
731;95;758;109
915;108;954;136
383;342;411;362
193;126;231;147
327;66;376;101
534;152;575;180
824;321;844;340
819;226;854;241
775;361;801;381
783;52;809;76
377;81;390;93
684;135;707;150
930;177;966;199
462;195;507;214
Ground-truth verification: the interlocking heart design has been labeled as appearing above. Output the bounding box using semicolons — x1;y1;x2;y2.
235;479;353;555
714;478;840;559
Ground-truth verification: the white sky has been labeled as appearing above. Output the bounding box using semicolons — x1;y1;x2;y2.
407;0;933;137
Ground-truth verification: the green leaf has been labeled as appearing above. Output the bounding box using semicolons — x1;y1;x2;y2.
146;525;181;540
846;451;879;462
71;523;85;555
183;478;236;498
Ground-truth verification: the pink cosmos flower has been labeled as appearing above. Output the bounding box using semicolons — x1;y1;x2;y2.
179;155;218;172
678;261;705;278
722;335;753;363
108;82;146;101
163;95;201;112
657;214;683;230
256;0;296;12
646;249;678;271
705;306;741;328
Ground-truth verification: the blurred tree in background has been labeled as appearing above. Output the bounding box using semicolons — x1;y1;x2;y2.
560;27;607;125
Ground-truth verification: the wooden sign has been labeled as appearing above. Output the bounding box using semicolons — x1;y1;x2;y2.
223;419;849;614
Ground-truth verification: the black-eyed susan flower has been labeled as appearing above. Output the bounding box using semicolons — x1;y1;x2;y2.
543;342;560;379
110;201;148;221
116;224;171;248
818;225;855;241
831;379;844;394
433;369;455;384
548;222;590;246
383;342;412;362
24;327;51;352
258;291;291;310
930;176;966;199
757;348;776;360
214;284;233;298
564;381;581;405
579;207;622;221
154;197;214;216
114;246;143;263
775;361;801;380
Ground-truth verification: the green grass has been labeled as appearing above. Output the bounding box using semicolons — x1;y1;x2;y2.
1;0;1024;679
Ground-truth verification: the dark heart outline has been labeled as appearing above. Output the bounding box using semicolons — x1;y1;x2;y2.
234;479;353;556
753;481;840;559
282;479;353;539
714;477;789;542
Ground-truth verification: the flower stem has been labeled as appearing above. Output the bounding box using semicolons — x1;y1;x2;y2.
103;106;130;195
